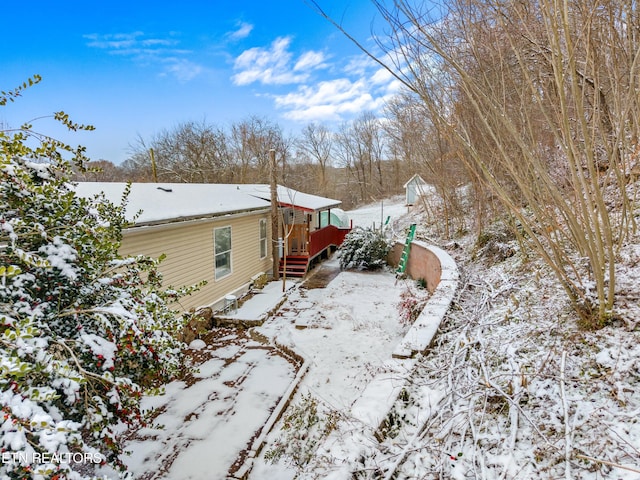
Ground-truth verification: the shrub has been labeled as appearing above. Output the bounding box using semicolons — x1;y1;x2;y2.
1;77;198;479
397;286;430;327
265;394;342;468
339;227;390;270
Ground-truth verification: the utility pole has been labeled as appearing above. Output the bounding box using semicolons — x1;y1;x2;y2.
270;149;280;280
149;148;158;183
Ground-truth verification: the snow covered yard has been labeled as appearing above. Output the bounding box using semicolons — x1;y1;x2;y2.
257;257;411;410
248;257;415;479
114;257;411;479
113;261;416;480
115;329;298;480
247;193;640;480
111;196;416;480
112;192;640;480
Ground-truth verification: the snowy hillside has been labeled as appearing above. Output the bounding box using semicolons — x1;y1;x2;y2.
250;195;640;479
108;193;640;480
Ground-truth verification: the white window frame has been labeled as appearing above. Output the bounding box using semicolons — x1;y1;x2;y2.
259;218;268;259
214;225;232;280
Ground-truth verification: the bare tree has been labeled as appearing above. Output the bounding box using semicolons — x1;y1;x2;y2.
333;112;389;203
126;120;231;183
229;116;289;183
360;0;638;325
334;121;367;204
71;159;126;182
384;94;467;237
354;111;387;198
296;123;334;197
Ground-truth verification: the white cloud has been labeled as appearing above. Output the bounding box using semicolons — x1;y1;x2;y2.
274;78;384;122
275;79;364;108
232;36;312;86
370;67;392;85
343;55;378;76
84;32;178;51
227;22;254;41
283;104;343;122
162;58;203;83
85;31;203;82
231;37;403;123
141;38;177;47
385;78;405;94
294;50;328;72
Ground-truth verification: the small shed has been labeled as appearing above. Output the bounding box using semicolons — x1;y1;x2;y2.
404;174;428;206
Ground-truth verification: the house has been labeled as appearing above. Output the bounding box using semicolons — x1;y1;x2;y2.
73;182;350;312
403;174;429;206
233;185;352;278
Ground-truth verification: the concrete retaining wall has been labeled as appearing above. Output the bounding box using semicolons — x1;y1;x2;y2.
388;241;443;293
391;241;459;359
315;240;459;477
352;240;458;424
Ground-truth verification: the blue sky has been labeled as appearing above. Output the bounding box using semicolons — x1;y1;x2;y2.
1;1;400;164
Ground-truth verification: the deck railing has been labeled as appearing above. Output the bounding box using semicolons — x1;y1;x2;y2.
309;224;351;258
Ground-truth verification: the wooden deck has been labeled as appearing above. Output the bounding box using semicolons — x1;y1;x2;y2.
279;225;351;277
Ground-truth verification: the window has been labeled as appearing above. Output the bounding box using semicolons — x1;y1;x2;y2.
214;226;232;280
259;218;267;259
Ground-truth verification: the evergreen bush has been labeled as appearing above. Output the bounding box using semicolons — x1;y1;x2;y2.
1;77;197;479
338;227;390;270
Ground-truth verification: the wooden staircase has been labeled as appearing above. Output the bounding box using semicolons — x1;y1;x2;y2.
279;255;309;277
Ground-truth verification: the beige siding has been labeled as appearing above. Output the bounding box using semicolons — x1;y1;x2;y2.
120;211;272;311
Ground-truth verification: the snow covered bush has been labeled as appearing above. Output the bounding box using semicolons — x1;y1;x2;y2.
1;79;195;479
473;219;518;263
338;227;390;270
264;394;342;468
397;284;430;327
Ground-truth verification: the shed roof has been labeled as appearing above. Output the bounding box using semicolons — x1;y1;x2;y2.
403;174;428;189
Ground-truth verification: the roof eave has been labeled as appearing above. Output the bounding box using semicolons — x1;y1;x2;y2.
128;206;271;228
280;200;342;213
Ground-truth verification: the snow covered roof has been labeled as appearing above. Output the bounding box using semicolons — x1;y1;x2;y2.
73;182;271;225
403;174;428;188
72;182;342;225
235;184;342;213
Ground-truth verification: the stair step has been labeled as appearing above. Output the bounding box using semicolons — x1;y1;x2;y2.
279;269;306;277
283;265;307;271
279;255;310;277
281;259;308;265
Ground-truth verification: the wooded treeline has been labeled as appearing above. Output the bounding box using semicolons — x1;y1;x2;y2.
75;109;461;211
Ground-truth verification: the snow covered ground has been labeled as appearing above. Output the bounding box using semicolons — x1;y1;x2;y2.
257;260;409;411
113;196;415;479
346;195;409;232
116;189;640;480
115;330;297;480
250;193;640;480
